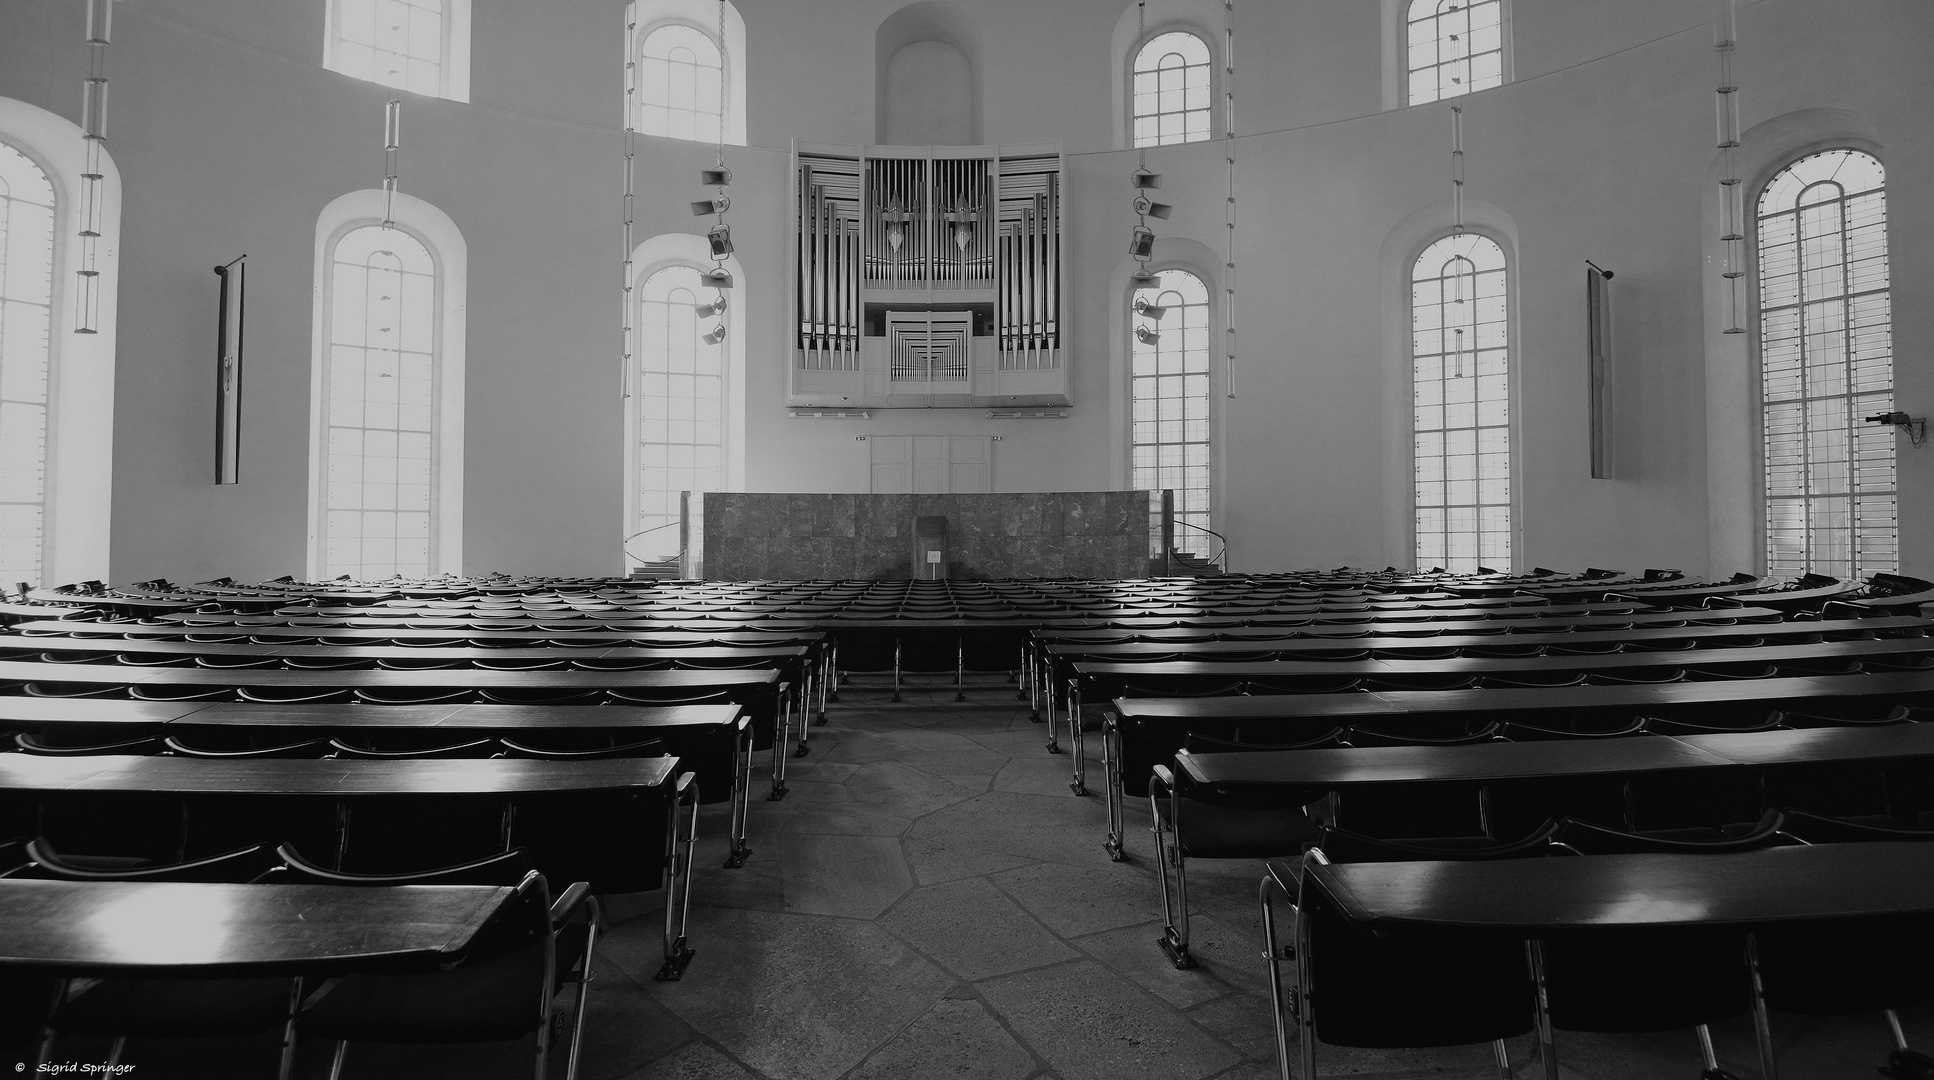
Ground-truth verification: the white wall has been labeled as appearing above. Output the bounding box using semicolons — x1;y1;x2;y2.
0;0;1928;580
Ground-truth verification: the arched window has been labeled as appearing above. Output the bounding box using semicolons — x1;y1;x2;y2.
1412;233;1509;571
1130;270;1212;539
629;2;746;145
1131;31;1212;147
0;142;56;589
634;265;725;562
1756;149;1894;579
1405;0;1503;106
309;191;465;581
637;25;723;143
324;0;472;102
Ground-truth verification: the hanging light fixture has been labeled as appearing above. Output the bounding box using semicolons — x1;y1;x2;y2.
381;97;402;229
1133;296;1168;321
1134;326;1161;346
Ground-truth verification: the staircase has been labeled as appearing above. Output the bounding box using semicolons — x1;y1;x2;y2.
1147;551;1224;577
629;556;683;581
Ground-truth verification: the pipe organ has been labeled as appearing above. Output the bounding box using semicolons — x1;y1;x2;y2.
789;142;1069;410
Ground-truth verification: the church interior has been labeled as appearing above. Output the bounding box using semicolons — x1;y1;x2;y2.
1;1;1933;1078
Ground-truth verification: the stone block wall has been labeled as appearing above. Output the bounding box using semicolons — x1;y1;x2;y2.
700;492;1152;579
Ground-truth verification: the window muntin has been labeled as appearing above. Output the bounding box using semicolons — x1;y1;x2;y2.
323;225;437;580
1131;31;1212;148
1130;270;1212;541
636;24;724;144
1405;0;1503;106
1757;149;1893;579
636;265;723;560
331;0;452;99
0;141;55;589
1412;233;1509;572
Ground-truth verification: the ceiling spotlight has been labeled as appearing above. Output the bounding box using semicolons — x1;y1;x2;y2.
1133;297;1168;321
1134;326;1160;346
707;224;734;257
1134;196;1173;220
700;167;732;187
699;268;734;289
1132;169;1162;190
1129;225;1154;259
1130;266;1160;285
702;324;727;345
691;194;731;216
695;295;727;318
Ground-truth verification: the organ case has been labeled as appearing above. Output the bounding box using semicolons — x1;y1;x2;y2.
789;141;1068;409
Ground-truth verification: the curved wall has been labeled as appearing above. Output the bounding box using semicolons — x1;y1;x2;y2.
0;0;1928;580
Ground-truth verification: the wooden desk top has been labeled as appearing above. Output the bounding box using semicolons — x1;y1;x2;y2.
1111;671;1934;722
7;621;825;646
0;879;511;976
1176;724;1934;788
1295;844;1934;931
1071;636;1934;682
0;661;780;692
0;753;679;795
0;698;745;731
1042;608;1786;636
1039;616;1926;654
0;635;809;666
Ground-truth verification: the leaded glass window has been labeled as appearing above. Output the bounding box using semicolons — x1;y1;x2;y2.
1406;0;1503;106
0;142;54;590
323;225;437;580
636;266;723;560
1130;270;1212;541
1413;233;1509;571
1131;31;1212;148
1757;149;1894;579
330;0;457;99
636;24;724;144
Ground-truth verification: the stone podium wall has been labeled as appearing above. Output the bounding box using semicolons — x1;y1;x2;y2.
700;492;1151;580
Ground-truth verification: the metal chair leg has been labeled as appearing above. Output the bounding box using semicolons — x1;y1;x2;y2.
1527;939;1559;1080
790;682;810;758
1103;718;1125;860
891;637;902;702
1069;680;1087;795
563;899;601;1080
1259;874;1295;1080
656;773;698;981
276;977;303;1080
1492;1039;1515;1079
726;727;752;867
816;650;829;724
1150;765;1193;968
1745;935;1779;1080
955;641;966;702
1017;644;1029;700
328;1040;349;1080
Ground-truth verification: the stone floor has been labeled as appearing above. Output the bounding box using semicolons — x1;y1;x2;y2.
39;677;1934;1078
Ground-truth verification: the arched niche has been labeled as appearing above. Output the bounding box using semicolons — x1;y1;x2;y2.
876;2;983;145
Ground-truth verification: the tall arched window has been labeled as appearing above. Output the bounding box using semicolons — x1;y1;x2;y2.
629;2;746;145
1130;270;1212;539
321;226;438;580
324;0;472;102
0;141;56;590
637;25;723;143
1131;31;1212;147
1756;149;1894;579
1405;0;1503;106
634;266;724;561
1412;233;1509;571
310;190;465;582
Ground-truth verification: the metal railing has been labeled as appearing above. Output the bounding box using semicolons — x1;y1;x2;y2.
623;520;684;573
1170;519;1227;574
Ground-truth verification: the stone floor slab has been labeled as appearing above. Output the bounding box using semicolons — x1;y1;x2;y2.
881;876;1079;981
979;960;1241;1080
846;996;1038;1080
902;836;1037;885
992;862;1163;938
621;1040;764;1080
640;906;953;1080
781;833;915;918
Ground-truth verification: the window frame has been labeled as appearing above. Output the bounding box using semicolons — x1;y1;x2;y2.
1124;266;1218;541
1125;25;1217;149
627;0;748;146
1749;147;1896;580
0;98;120;590
307;190;466;581
1404;228;1518;573
622;233;745;573
322;0;473;104
1391;0;1510;110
